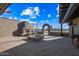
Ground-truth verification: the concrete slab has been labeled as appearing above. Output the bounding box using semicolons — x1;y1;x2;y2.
0;36;79;56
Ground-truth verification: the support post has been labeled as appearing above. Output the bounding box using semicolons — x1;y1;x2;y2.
60;23;63;36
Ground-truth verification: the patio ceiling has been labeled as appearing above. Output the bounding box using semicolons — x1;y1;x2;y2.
59;3;69;23
0;3;11;15
59;3;79;24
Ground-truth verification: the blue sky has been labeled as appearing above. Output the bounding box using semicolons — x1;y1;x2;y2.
0;3;68;29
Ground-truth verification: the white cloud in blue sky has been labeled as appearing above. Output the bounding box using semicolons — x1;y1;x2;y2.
8;17;12;19
45;20;49;22
21;6;40;19
29;21;37;24
30;15;36;19
34;7;40;16
20;18;37;24
40;20;44;22
56;4;59;18
56;4;59;13
48;14;51;18
63;23;69;29
0;15;3;17
20;19;26;21
14;17;18;20
21;7;33;16
56;14;59;17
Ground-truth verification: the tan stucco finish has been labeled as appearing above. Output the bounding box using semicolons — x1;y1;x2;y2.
0;18;19;37
73;17;79;25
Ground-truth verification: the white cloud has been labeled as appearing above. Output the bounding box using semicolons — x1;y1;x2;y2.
56;14;59;17
48;14;51;18
34;7;40;16
56;4;59;13
56;4;59;18
65;26;69;29
63;23;69;29
41;20;44;22
20;19;26;21
5;8;10;11
29;21;37;24
45;20;49;22
20;19;29;21
30;15;36;19
21;6;40;19
14;17;18;20
37;27;42;29
26;19;29;21
21;8;33;16
19;18;37;24
0;15;3;17
8;17;12;19
5;8;10;13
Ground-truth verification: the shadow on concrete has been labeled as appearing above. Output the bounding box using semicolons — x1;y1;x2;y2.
1;36;79;56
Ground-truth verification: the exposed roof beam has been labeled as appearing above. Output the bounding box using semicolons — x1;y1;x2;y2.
0;3;11;15
62;3;78;23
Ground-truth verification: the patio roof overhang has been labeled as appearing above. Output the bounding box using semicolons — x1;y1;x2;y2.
0;3;11;15
59;3;79;24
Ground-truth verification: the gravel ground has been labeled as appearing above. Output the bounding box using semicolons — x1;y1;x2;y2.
0;36;79;56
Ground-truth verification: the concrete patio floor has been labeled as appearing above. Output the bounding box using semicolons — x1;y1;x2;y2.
0;36;79;56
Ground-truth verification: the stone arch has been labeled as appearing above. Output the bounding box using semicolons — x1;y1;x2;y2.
42;24;51;35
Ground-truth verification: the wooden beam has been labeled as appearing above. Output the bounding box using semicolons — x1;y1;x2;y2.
62;4;78;23
0;3;11;15
60;23;63;36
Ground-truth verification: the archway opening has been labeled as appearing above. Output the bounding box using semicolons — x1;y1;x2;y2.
44;26;49;35
42;24;51;35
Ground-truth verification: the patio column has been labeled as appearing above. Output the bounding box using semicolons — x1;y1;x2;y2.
69;20;74;44
60;23;63;36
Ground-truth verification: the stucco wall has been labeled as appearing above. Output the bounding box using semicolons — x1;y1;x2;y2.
0;18;19;37
73;17;79;35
